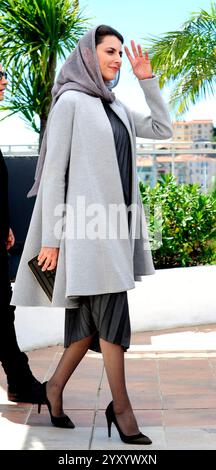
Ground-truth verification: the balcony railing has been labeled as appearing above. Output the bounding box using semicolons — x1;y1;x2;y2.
1;144;38;155
1;140;216;156
2;141;216;190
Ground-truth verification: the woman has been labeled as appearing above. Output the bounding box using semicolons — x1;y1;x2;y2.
12;25;172;444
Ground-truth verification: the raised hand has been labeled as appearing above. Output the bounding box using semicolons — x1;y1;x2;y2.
124;40;153;80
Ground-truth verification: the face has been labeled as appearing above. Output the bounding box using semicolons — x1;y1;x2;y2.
96;35;122;82
0;64;8;101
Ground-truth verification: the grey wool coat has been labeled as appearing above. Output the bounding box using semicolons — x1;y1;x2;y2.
11;77;172;309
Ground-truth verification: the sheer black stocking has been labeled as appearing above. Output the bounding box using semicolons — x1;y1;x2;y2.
46;334;95;417
99;338;139;436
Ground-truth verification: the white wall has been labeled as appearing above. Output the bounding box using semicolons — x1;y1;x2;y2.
14;265;216;351
129;265;216;331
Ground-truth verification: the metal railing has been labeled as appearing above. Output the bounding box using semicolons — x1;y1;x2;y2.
1;144;39;155
1;140;216;156
136;140;216;155
2;141;216;191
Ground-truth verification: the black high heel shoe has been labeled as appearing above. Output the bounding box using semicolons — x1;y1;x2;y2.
105;401;152;445
38;382;75;429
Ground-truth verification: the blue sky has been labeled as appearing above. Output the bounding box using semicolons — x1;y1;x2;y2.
81;0;212;40
0;0;215;145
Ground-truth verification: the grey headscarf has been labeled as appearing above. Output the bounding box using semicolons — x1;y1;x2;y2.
28;25;119;197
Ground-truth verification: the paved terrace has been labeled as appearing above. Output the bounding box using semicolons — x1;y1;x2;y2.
0;324;216;450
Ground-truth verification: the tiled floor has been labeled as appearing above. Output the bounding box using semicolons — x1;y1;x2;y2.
1;324;216;450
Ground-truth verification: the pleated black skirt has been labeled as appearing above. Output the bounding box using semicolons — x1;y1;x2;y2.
64;291;131;353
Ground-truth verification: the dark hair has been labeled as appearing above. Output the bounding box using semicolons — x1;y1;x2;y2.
95;25;124;45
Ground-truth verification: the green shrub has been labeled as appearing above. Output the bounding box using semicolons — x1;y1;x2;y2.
139;174;216;268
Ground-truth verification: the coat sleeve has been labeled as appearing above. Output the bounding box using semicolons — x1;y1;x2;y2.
41;93;75;247
125;77;173;140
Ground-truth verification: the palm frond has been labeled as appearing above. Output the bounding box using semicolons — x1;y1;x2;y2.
0;0;90;141
143;3;216;116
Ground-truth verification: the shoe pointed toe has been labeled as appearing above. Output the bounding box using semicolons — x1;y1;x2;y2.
126;432;152;445
51;414;75;429
105;401;152;445
39;382;75;429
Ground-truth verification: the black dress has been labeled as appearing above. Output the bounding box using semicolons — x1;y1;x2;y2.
64;101;132;352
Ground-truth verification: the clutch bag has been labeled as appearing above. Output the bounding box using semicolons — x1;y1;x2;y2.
28;255;56;302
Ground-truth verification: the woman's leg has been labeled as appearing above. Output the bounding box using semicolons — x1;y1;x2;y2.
47;334;95;416
99;338;139;435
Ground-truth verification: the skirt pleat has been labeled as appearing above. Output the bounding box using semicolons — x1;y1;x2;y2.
64;291;131;353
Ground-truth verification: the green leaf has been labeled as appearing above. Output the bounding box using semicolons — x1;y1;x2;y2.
139;174;216;268
0;0;90;143
142;3;216;116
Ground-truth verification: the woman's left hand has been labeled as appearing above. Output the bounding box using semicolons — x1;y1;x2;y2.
124;40;153;80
